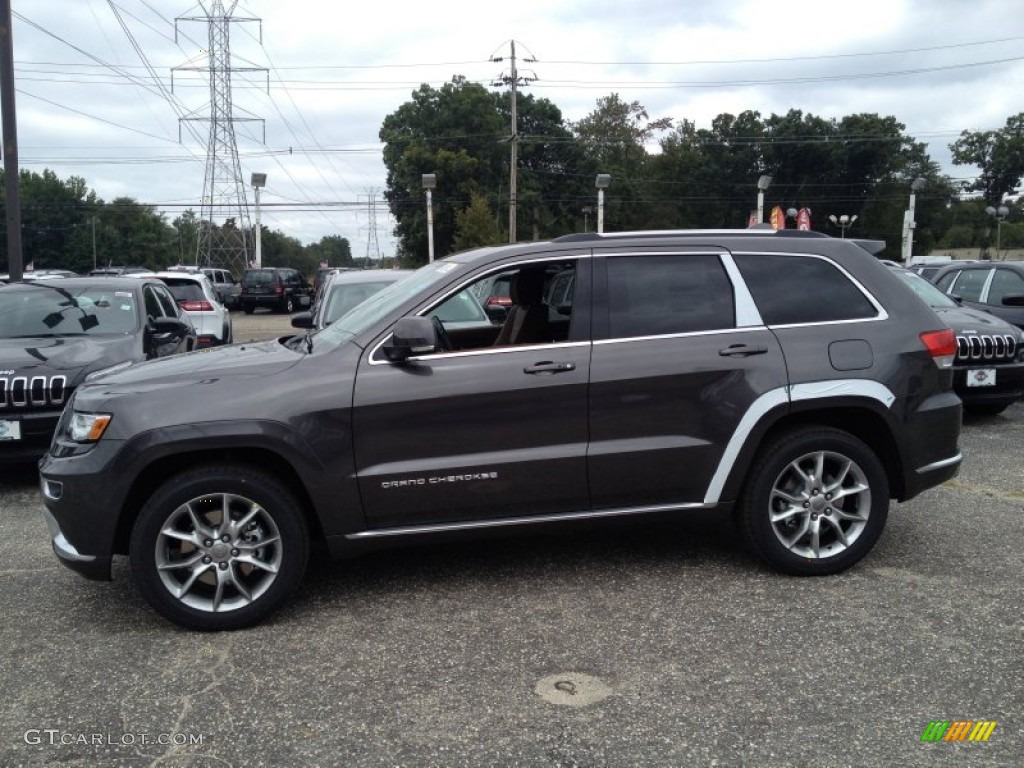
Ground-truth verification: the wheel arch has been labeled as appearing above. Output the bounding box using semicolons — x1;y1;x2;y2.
113;447;325;556
720;402;905;504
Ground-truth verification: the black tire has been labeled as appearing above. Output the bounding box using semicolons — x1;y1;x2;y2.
282;295;296;314
243;303;255;315
129;465;309;630
223;322;233;345
736;427;889;576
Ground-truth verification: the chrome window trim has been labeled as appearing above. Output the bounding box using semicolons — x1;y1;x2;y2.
592;325;767;346
978;267;998;303
719;252;763;327
369;339;590;365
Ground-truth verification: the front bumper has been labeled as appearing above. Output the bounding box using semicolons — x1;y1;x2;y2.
0;410;61;463
953;361;1024;408
43;505;111;581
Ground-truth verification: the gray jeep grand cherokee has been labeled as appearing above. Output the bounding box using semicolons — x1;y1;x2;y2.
40;230;963;630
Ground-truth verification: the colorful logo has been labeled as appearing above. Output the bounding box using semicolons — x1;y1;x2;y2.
921;720;997;742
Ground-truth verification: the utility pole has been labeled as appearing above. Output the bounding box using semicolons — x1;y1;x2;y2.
174;1;266;275
492;41;535;244
363;188;382;266
0;0;23;281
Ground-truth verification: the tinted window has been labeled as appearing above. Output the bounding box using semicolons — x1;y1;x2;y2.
163;282;206;303
949;268;990;302
144;285;166;319
734;254;877;325
935;271;958;291
0;286;138;336
986;268;1024;305
606;254;734;338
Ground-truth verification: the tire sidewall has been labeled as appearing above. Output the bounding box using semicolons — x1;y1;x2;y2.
129;466;309;630
740;428;889;576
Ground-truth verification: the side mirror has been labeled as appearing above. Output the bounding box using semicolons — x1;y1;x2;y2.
291;311;314;329
382;316;438;362
149;316;189;336
1001;293;1024;307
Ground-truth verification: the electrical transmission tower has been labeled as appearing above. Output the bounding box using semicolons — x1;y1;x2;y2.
363;188;382;265
174;1;266;272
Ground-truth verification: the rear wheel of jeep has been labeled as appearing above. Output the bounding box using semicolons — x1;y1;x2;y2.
737;427;889;575
129;466;309;630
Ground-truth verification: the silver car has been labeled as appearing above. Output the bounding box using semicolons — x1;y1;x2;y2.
138;271;232;347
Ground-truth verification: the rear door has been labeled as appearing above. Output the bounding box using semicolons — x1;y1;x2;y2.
587;249;787;509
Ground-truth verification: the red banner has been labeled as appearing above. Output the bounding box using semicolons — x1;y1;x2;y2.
747;211;759;228
796;208;811;230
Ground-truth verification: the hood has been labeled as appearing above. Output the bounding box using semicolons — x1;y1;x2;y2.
932;305;1020;335
78;337;304;402
0;335;138;386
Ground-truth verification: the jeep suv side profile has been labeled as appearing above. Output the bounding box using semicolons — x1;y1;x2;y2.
40;230;963;629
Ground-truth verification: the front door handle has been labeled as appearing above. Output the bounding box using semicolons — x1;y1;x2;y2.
524;361;576;374
719;344;768;357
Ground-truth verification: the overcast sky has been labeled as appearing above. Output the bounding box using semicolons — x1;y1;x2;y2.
9;0;1024;257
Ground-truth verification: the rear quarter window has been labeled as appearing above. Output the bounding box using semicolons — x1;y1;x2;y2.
734;254;878;325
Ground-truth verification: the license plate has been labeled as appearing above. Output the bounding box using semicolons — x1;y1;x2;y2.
0;420;22;441
966;368;996;387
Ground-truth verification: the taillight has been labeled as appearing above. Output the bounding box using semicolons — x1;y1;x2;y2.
920;328;957;368
179;300;214;312
486;295;510;307
275;284;284;295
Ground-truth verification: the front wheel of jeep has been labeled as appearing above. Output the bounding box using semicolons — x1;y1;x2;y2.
736;427;889;576
129;466;309;630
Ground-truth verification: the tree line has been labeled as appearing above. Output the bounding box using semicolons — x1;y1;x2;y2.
381;78;1024;264
0;168;354;277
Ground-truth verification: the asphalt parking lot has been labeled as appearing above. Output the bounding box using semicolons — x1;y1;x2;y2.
0;311;1021;767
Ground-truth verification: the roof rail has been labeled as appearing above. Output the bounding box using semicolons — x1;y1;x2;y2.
552;228;831;243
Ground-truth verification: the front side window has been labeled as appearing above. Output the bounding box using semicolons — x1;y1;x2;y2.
606;254;734;338
734;254;877;325
949;268;991;302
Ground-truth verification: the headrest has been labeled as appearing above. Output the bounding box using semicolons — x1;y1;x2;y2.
510;269;545;306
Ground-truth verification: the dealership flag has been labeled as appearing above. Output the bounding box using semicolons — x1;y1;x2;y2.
797;208;812;230
770;206;785;230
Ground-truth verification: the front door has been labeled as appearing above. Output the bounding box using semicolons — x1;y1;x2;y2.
353;257;591;529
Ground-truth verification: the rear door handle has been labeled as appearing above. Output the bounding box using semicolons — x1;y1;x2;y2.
524;361;576;374
719;344;768;357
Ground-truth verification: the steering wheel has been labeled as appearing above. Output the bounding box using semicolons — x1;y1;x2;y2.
431;315;453;352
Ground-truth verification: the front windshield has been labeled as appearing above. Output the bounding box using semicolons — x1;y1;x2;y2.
317;260;463;344
323;281;394;326
0;285;139;337
895;269;958;308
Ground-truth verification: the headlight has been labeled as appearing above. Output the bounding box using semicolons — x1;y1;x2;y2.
68;412;112;442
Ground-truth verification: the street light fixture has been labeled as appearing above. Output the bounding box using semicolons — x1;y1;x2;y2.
985;203;1010;260
422;173;437;263
901;177;926;262
828;213;858;238
756;175;772;224
250;172;267;268
595;174;611;233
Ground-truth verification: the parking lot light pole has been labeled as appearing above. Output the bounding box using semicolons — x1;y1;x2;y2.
595;174;611;233
901;177;926;263
250;173;266;268
422;173;437;263
756;175;772;224
986;204;1010;260
828;213;857;238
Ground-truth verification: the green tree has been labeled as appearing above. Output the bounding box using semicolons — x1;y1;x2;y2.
307;235;353;268
572;94;673;231
381;77;506;263
452;192;502;252
950;113;1024;204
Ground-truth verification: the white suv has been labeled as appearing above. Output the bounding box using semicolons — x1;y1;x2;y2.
138;271;232;347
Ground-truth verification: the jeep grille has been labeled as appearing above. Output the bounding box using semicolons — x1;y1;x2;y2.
0;375;68;409
955;334;1017;363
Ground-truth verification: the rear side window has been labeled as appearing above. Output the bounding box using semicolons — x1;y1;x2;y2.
734;254;877;325
606;254;734;338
